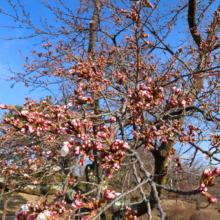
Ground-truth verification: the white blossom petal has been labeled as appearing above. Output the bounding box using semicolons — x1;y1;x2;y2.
60;145;69;157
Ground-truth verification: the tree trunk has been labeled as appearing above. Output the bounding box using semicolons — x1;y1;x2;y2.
2;195;8;220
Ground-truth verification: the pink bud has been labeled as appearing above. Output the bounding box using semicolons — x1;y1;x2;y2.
172;87;176;93
121;142;129;149
110;117;117;124
151;126;156;131
72;199;85;209
113;162;120;171
212;167;220;176
103;190;116;200
0;104;8;109
105;169;113;178
118;151;125;157
89;155;95;162
200;191;206;196
200;183;205;188
179;47;183;52
79;158;86;166
203;168;212;178
175;88;181;94
178;99;186;107
203;187;208;192
158;87;163;92
208;196;217;203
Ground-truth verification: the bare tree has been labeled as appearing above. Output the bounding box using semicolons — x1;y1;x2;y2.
0;0;220;219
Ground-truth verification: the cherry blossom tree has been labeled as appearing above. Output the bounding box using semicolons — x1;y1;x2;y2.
0;0;220;219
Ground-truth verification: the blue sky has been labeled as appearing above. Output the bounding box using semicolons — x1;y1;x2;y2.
0;0;219;115
0;0;219;108
0;0;80;106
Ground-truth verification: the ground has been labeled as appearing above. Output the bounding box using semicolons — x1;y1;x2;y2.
0;193;220;219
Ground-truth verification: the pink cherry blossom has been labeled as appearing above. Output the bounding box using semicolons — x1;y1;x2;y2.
113;162;120;171
82;217;91;220
36;212;47;220
0;104;8;109
178;100;186;107
103;190;116;200
94;142;105;150
110;117;116;124
118;151;125;157
208;196;217;203
203;168;212;177
21;204;29;212
105;169;113;178
79;158;86;166
60;145;69;157
72;199;85;209
105;154;113;162
43;210;57;218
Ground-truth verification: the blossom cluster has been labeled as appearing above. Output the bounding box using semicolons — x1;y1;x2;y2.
180;124;201;146
98;138;129;178
70;189;116;220
68;56;108;88
0;98;129;184
112;70;128;85
16;189;116;220
167;87;192;109
124;206;138;220
133;123;176;151
15;198;72;220
127;83;165;111
199;167;220;203
121;0;153;23
210;133;220;146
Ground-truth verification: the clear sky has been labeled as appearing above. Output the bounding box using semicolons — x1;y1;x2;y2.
0;0;80;107
0;0;219;107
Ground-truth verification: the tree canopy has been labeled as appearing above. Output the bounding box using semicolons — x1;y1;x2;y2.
0;0;220;219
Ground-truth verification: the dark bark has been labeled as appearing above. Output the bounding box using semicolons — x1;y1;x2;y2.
2;195;8;220
85;0;102;198
88;1;100;57
188;0;202;47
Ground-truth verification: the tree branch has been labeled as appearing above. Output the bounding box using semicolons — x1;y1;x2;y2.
188;0;203;47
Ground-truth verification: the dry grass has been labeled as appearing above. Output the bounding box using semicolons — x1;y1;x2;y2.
0;193;220;220
189;210;220;220
0;193;37;214
165;207;195;220
0;193;55;216
145;199;219;220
